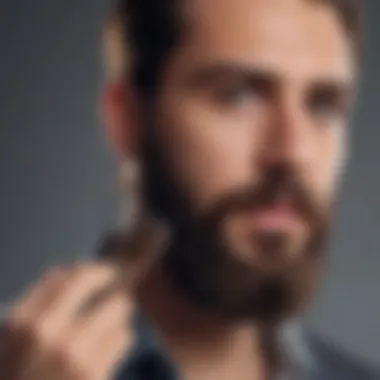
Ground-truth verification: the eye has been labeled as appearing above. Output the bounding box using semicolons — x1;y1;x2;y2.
213;78;265;110
216;82;253;106
310;99;341;119
307;88;348;122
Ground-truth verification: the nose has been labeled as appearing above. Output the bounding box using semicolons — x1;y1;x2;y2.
257;93;315;172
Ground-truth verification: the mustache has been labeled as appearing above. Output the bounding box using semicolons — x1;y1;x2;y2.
200;165;324;228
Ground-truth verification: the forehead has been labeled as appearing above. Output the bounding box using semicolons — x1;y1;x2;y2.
176;0;355;82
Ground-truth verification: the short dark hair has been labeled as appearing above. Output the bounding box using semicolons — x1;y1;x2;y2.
104;0;364;96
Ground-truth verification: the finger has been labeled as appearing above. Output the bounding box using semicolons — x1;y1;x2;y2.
58;294;131;380
1;266;70;376
89;327;129;380
72;291;131;350
18;292;129;380
10;267;70;323
38;264;121;331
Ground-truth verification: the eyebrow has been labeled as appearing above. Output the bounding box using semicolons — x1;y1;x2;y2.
183;62;280;89
182;61;354;96
307;79;354;101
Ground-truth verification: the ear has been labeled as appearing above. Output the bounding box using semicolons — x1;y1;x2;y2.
101;82;140;159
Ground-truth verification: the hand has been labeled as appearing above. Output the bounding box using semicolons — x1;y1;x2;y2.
0;219;168;380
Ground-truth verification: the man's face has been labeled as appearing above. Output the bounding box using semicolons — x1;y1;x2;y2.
139;0;356;322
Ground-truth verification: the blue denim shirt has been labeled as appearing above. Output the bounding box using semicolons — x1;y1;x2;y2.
114;313;380;380
114;312;315;380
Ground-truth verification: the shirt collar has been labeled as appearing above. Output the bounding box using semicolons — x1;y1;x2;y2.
117;313;316;380
277;320;316;379
116;311;179;380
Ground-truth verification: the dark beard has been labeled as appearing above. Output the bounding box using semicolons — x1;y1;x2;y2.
140;120;330;324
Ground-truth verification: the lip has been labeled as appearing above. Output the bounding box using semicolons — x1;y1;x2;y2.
249;206;302;232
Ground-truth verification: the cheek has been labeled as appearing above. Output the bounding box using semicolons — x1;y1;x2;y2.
313;126;347;204
157;98;261;210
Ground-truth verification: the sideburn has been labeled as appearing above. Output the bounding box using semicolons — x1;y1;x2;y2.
139;108;193;227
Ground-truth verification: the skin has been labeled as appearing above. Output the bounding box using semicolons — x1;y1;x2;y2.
0;0;356;379
135;2;355;378
155;0;353;225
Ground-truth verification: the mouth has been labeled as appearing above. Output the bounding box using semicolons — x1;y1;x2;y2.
221;202;310;267
248;204;304;234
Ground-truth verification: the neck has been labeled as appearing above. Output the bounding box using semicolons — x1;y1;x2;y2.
137;265;269;380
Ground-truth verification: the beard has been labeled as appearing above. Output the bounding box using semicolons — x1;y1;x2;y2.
139;119;331;324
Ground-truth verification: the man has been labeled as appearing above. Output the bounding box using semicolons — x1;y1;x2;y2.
0;0;378;379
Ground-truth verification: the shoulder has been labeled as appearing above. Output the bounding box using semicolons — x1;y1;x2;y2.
303;330;380;380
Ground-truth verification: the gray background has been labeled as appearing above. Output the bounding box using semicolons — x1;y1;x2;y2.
0;0;379;368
